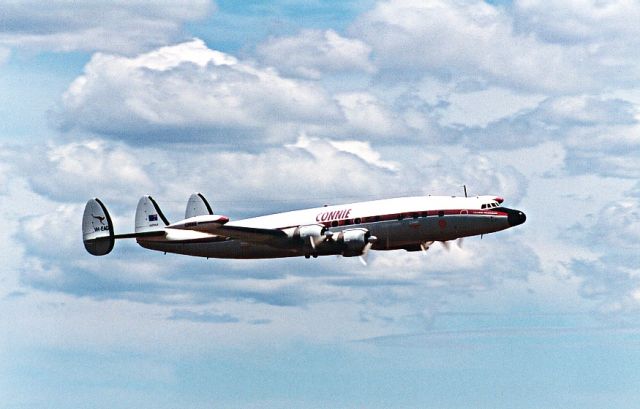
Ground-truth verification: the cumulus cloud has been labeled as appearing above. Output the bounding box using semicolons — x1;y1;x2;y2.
335;92;401;137
0;0;212;54
564;123;640;179
20;140;152;202
349;0;640;94
570;201;640;254
57;39;342;146
566;200;640;321
256;29;374;79
513;0;640;46
464;95;639;152
352;0;586;93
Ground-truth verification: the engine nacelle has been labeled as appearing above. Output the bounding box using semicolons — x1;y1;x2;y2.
288;224;326;243
338;228;371;257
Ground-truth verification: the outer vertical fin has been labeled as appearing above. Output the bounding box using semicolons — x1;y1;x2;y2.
82;198;115;256
185;193;213;219
135;195;169;234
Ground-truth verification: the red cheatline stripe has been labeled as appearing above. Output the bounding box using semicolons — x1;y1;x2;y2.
277;208;507;230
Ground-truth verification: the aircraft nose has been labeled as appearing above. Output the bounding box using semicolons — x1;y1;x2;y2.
507;209;526;227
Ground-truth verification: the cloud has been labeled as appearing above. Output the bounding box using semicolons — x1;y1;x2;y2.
513;0;640;47
463;95;639;152
569;201;640;254
565;199;640;321
20;140;152;202
570;257;640;321
0;0;213;54
352;0;586;93
57;39;342;146
334;92;401;137
256;29;374;79
168;309;240;323
349;0;640;95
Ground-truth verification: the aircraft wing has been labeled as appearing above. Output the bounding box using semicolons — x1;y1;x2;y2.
168;216;289;246
208;224;288;244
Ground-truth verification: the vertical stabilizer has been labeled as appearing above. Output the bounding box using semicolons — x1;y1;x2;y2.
185;193;213;219
82;198;115;256
135;196;169;234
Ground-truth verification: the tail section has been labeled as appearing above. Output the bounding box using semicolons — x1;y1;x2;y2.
135;196;169;234
82;198;115;256
185;193;213;219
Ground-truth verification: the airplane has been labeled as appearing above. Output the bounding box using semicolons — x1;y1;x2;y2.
82;192;526;264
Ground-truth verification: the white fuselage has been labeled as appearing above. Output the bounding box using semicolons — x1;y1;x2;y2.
137;195;525;259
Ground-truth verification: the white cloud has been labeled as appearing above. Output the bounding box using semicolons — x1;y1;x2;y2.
436;86;545;128
256;29;374;79
514;0;640;45
349;0;640;94
325;139;398;172
559;196;640;322
58;39;342;145
23;140;152;202
335;92;400;137
352;0;586;93
463;95;640;153
0;0;213;54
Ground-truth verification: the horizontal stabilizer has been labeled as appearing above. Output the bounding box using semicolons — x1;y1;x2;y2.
82;198;115;256
185;193;213;219
169;214;229;232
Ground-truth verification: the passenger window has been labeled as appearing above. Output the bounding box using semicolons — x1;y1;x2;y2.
438;211;444;217
331;220;338;227
354;217;361;224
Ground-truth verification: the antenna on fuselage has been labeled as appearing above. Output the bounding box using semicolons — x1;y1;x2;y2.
463;185;468;198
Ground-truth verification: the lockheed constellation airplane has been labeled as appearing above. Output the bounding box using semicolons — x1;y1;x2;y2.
82;192;526;264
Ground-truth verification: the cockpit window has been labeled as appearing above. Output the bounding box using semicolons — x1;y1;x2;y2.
482;202;499;209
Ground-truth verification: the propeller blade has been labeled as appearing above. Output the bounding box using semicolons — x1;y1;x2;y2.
359;241;374;266
457;237;464;248
420;241;434;255
441;241;451;251
309;236;316;250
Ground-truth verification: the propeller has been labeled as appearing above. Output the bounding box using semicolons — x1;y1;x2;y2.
359;235;378;266
439;238;463;251
420;241;434;254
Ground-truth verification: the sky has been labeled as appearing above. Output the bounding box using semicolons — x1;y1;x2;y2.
1;0;639;408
